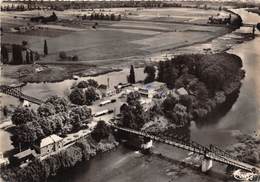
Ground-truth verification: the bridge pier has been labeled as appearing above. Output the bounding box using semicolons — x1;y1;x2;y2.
141;139;153;154
201;157;213;173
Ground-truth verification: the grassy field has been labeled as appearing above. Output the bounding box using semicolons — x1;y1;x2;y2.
0;7;233;82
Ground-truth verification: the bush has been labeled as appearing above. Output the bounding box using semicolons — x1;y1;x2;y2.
59;51;67;59
72;55;78;61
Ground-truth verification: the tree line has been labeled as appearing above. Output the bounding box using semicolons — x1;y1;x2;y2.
82;13;121;21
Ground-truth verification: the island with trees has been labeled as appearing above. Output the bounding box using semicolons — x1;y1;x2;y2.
117;52;245;149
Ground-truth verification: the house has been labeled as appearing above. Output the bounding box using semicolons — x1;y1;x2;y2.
0;152;9;167
12;149;37;165
137;81;167;98
34;134;63;156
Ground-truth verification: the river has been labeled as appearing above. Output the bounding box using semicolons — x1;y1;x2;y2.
0;8;259;182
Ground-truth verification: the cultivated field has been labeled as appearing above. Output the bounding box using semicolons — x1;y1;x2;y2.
0;7;233;82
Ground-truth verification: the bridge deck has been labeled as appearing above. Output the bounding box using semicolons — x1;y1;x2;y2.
111;124;260;173
0;85;43;105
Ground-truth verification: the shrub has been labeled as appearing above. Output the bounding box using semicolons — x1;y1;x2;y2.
72;55;78;61
59;51;67;59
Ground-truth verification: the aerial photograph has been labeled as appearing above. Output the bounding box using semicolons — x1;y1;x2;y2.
0;0;260;181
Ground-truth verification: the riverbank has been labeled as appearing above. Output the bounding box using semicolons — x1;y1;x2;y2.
246;8;260;16
0;63;123;83
226;132;260;168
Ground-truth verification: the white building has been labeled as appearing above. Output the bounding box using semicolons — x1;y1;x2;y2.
34;134;63;156
137;81;167;98
0;152;9;167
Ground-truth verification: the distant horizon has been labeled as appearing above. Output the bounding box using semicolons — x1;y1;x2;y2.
1;0;260;2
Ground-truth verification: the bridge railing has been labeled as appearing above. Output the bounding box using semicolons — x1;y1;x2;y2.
110;122;259;172
0;85;43;105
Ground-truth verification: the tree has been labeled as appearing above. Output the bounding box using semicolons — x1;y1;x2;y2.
45;96;69;113
12;44;23;65
120;92;147;130
144;65;156;84
72;55;78;61
157;61;164;82
91;120;110;142
69;88;86;105
128;65;136;84
77;79;98;89
110;13;115;21
201;65;225;92
30;51;34;63
26;51;30;64
37;103;56;117
11;121;44;148
38;117;53;136
162;95;178;114
120;101;147;130
85;87;99;105
257;23;260;32
157;61;178;88
69;106;92;130
179;94;194;111
126;91;140;105
44;40;48;56
1;45;9;64
117;14;121;21
11;107;37;125
77;81;88;88
59;51;67;59
87;79;98;88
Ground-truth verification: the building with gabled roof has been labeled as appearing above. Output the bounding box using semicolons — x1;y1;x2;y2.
34;134;63;157
12;149;37;165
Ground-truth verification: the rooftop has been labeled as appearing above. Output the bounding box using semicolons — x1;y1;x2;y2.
40;134;63;148
13;149;36;159
140;81;166;91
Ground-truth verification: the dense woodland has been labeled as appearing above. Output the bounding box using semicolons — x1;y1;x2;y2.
120;53;244;142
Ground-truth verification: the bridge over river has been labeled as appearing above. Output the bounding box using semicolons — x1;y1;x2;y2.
110;123;260;174
1;84;259;174
0;85;43;105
